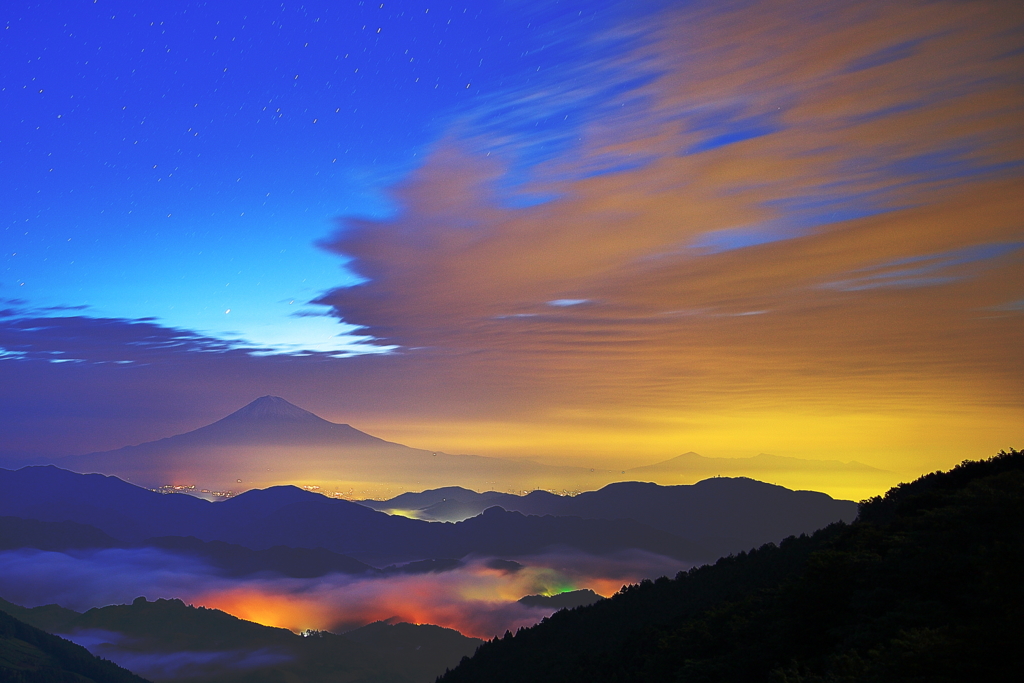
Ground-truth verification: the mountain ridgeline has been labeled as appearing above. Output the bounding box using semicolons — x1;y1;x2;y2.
1;595;481;683
362;479;857;560
0;465;856;566
0;608;152;683
437;449;1024;682
53;395;610;494
47;396;894;497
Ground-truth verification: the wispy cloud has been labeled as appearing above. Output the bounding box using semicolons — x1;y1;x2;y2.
821;243;1023;291
0;304;389;364
304;0;1024;469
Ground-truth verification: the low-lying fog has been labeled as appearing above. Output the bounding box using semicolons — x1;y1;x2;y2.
0;546;689;638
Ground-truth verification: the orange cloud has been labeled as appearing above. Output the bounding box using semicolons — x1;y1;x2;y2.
309;0;1023;483
190;552;679;639
0;547;678;640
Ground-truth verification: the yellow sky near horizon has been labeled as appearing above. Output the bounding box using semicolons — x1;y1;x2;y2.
303;0;1022;496
4;0;1019;506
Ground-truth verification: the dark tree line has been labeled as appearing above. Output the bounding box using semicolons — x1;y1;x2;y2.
0;608;151;683
439;449;1024;682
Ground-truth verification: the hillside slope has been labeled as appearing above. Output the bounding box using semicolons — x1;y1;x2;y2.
3;596;482;683
438;449;1024;682
0;608;151;683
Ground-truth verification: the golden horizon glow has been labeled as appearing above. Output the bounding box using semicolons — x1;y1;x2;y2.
6;0;1019;505
302;0;1022;493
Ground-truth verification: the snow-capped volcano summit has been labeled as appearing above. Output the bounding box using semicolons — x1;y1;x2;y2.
217;395;331;424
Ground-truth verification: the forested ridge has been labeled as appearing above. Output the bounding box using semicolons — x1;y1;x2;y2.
439;449;1024;682
1;595;481;683
0;609;151;683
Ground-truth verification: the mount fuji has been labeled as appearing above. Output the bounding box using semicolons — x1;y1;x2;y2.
56;396;604;494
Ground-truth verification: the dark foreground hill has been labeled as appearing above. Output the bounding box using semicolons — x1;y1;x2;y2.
438;449;1024;683
0;608;152;683
2;596;482;683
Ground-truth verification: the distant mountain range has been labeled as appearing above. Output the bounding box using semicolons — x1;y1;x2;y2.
626;451;894;500
0;466;697;565
1;595;482;683
53;395;604;495
47;396;894;496
359;479;858;557
0;465;855;565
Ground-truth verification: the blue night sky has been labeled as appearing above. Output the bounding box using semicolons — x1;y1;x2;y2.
1;0;1022;482
4;0;654;353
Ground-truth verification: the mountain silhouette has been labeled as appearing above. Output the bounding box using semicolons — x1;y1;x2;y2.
54;396;614;494
0;466;707;565
624;451;896;499
1;465;854;565
360;479;858;559
47;397;890;497
220;394;332;422
157;395;395;446
437;449;1024;683
1;597;81;635
0;515;122;552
